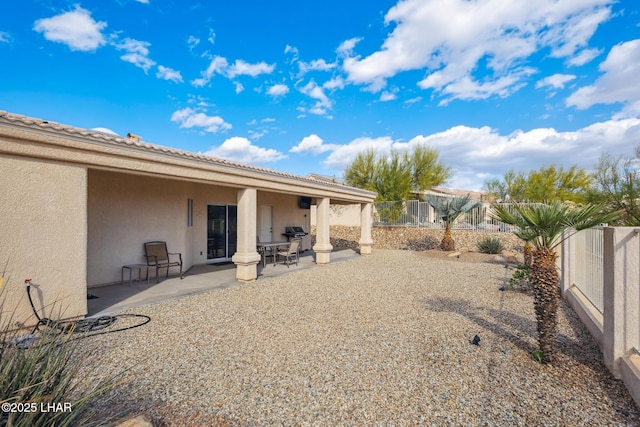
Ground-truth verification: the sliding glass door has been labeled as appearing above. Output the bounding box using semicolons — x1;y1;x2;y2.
207;204;237;261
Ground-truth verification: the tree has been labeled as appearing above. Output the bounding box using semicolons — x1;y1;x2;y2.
426;195;481;251
491;202;620;363
586;146;640;226
344;146;450;201
409;145;452;192
484;170;527;201
484;165;592;203
344;149;377;193
372;151;412;202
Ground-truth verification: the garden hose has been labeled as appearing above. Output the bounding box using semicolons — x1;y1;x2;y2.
24;278;150;337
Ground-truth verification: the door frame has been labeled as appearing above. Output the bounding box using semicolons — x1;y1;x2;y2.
207;204;237;263
259;204;273;243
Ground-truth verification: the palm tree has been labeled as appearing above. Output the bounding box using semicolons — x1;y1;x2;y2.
492;201;620;363
426;195;480;251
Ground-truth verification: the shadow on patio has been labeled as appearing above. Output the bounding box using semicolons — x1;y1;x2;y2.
87;248;359;317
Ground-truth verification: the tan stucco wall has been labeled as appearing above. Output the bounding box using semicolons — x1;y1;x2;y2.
311;203;362;227
87;170;310;285
88;170;194;285
0;156;87;327
258;192;312;250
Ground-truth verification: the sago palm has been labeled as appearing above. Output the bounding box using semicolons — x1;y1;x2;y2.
492;201;620;363
426;195;480;251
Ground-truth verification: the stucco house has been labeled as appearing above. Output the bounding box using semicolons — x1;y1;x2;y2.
0;111;376;327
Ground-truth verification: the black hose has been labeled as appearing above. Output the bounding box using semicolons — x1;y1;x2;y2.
24;279;150;337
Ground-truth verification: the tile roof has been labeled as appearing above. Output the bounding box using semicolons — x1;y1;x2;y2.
0;110;375;197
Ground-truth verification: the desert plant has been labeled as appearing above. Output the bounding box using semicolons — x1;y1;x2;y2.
509;264;532;291
1;282;124;426
476;237;504;254
426;195;481;251
492;201;621;363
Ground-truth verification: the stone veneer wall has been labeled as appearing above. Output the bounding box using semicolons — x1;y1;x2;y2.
310;225;524;252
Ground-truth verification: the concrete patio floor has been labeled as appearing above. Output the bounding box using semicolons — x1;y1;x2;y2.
87;248;360;317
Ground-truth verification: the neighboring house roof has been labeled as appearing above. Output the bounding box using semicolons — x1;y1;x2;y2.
306;173;346;185
0;110;376;203
421;187;488;201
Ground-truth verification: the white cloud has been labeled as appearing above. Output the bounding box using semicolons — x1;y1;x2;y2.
191;55;228;86
170;108;231;133
33;6;107;51
404;96;422;105
114;38;156;72
298;59;335;75
566;39;640;114
299;81;332;116
135;0;150;3
319;118;640;191
284;45;299;56
248;129;267;140
267;84;289;97
187;35;200;50
208;28;216;45
205;137;287;163
342;0;613;101
542;6;610;61
262;118;276;123
156;65;183;83
536;74;576;89
228;59;275;78
235;82;244;94
323;137;397;170
568;47;602;66
290;134;338;154
380;91;397;102
323;77;345;90
187;94;211;107
337;37;361;57
0;31;11;43
192;56;274;86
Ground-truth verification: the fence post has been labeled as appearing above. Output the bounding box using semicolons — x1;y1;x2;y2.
560;229;576;296
603;227;640;378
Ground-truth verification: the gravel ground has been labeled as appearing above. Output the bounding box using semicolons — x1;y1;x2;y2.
81;249;640;426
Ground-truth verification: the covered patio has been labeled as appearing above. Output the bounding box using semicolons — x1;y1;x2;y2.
87;247;359;316
0;110;376;327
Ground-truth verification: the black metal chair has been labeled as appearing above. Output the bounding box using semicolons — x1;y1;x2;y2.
144;241;183;282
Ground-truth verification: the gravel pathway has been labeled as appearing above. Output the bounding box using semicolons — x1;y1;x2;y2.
82;249;640;426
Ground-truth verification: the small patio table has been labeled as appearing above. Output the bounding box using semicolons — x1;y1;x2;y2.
257;241;289;267
121;264;149;286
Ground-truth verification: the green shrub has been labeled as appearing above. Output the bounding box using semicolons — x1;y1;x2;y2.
476;236;504;254
509;264;532;292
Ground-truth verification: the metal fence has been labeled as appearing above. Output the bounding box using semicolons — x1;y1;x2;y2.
373;199;518;232
573;227;604;313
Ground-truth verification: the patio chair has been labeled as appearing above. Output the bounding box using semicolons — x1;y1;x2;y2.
144;241;183;283
275;238;301;267
257;235;266;264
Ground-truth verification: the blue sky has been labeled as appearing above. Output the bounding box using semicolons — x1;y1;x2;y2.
1;0;639;191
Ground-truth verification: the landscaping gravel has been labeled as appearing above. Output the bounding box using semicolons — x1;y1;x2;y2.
82;249;640;426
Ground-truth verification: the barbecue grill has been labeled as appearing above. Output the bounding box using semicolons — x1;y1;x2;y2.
283;226;308;240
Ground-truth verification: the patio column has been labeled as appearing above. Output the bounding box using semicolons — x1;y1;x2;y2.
313;197;333;264
359;202;373;255
232;188;261;281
